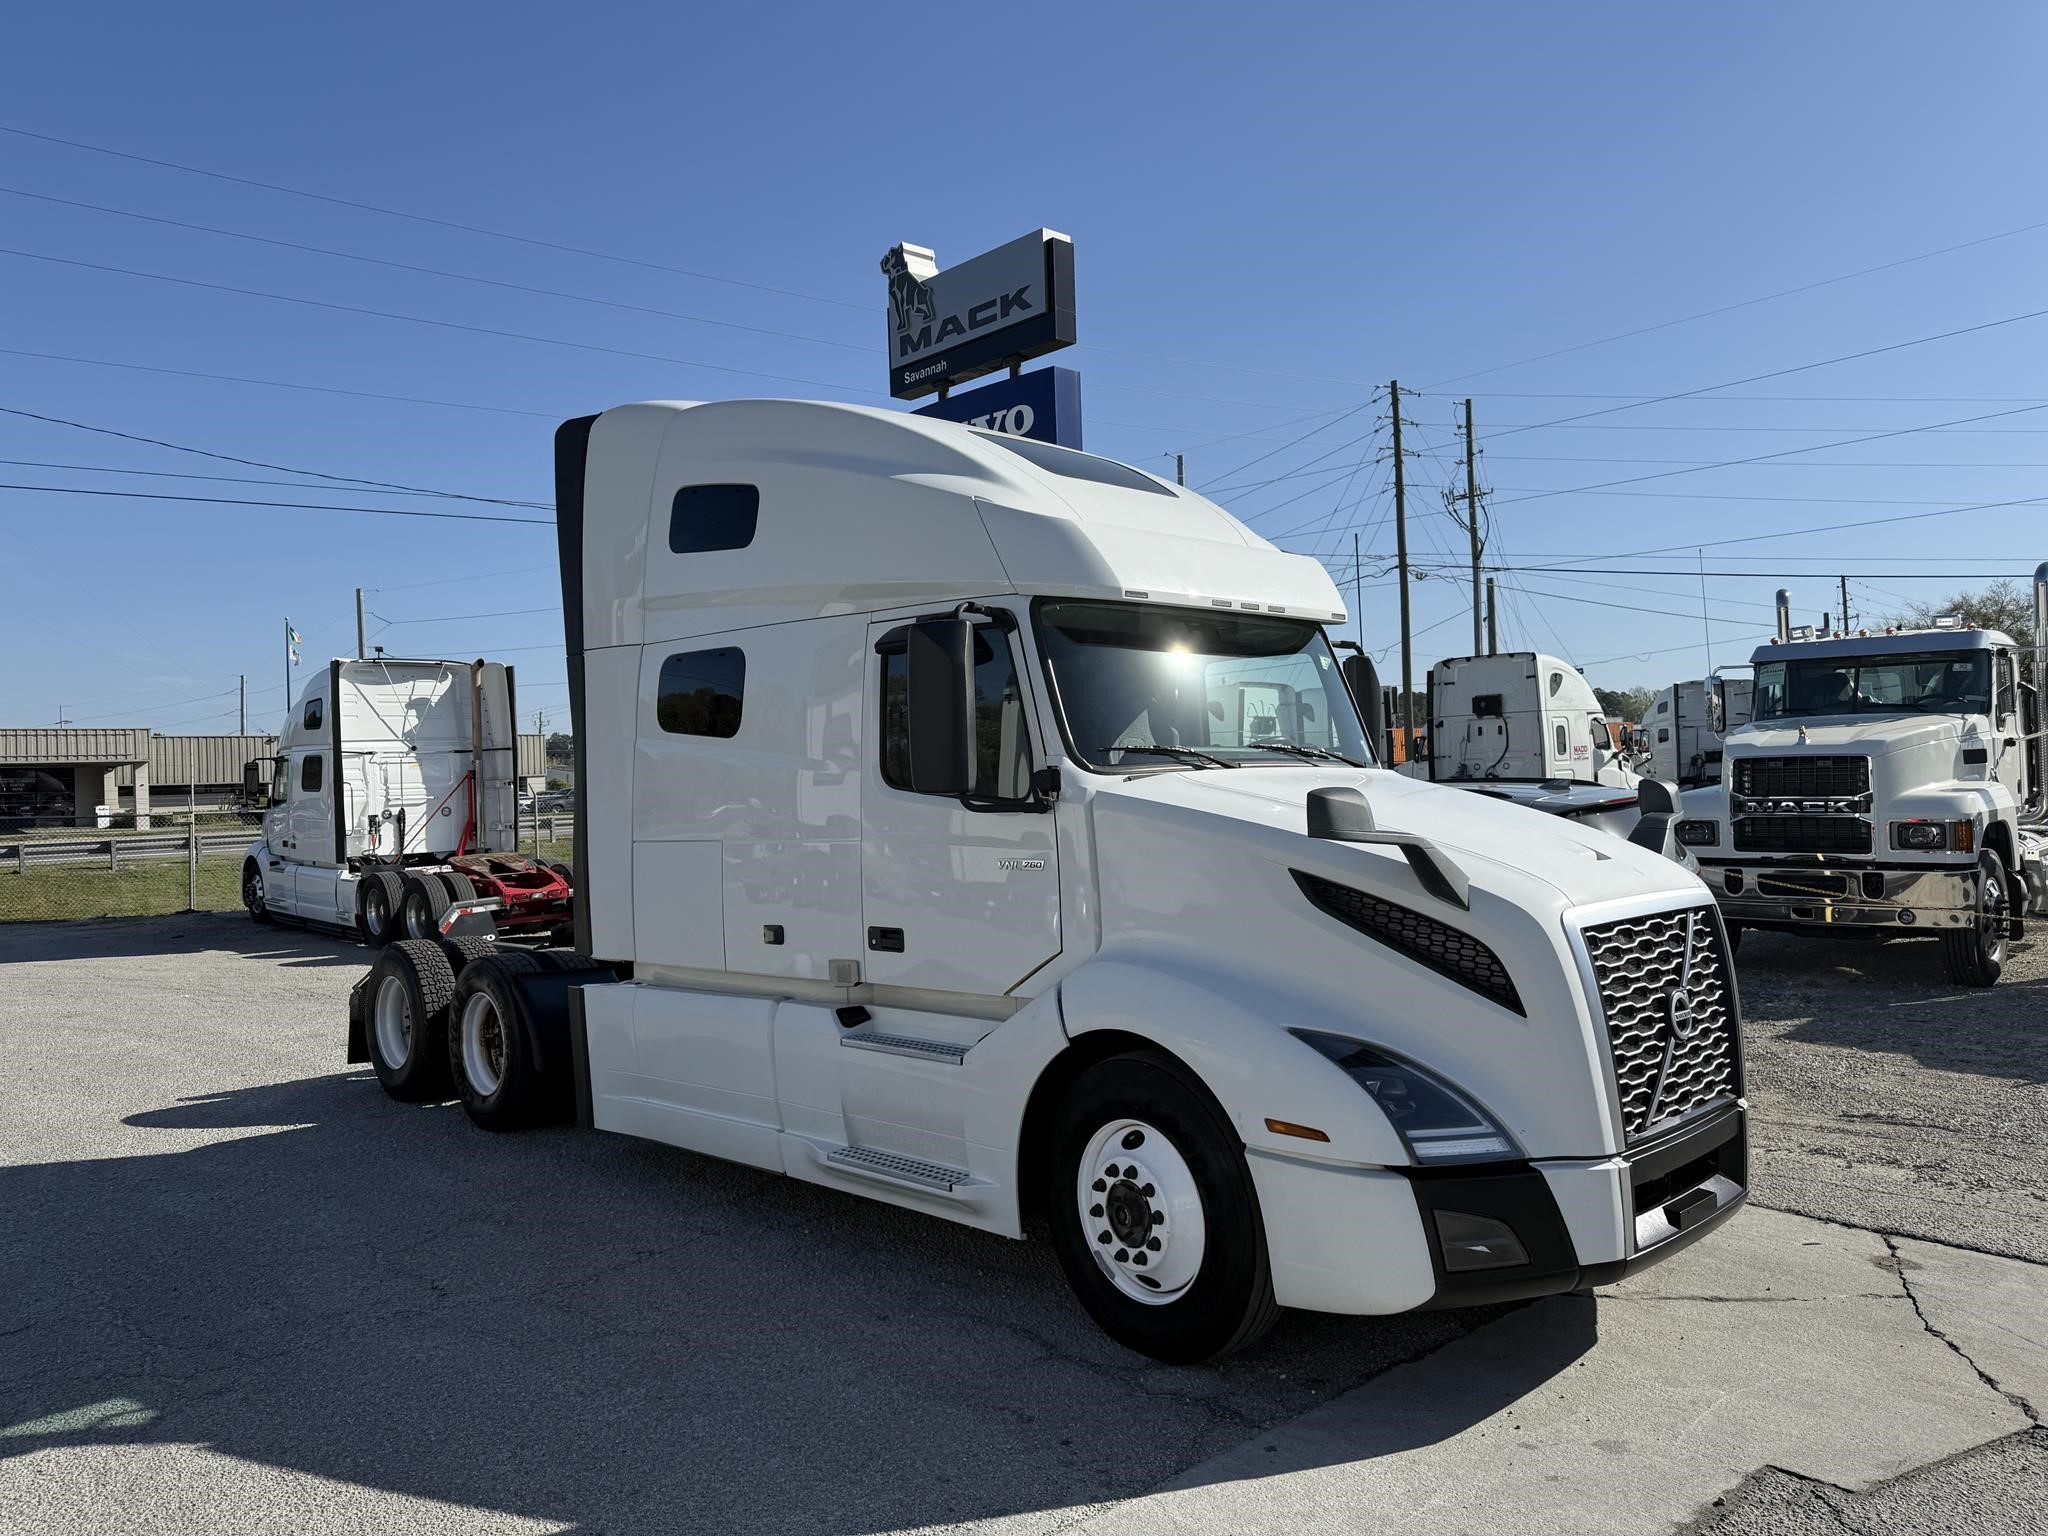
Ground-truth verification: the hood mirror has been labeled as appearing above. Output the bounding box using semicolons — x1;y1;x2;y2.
1305;785;1471;910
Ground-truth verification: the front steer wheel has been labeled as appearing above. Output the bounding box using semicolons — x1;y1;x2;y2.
365;940;457;1101
1044;1050;1280;1364
1941;848;2009;988
242;860;271;924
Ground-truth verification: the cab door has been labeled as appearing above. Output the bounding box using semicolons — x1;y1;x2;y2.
860;615;1060;997
1992;650;2028;806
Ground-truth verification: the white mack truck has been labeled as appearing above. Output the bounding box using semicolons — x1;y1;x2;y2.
348;400;1746;1362
1678;580;2048;986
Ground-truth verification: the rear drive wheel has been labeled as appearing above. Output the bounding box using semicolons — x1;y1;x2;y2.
1941;848;2008;988
365;940;456;1101
400;873;453;940
448;951;550;1130
1045;1051;1279;1363
359;870;404;947
242;860;271;924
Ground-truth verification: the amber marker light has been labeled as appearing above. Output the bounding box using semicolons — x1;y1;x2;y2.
1264;1118;1331;1142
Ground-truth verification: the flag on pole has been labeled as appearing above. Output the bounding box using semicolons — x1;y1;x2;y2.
287;619;301;667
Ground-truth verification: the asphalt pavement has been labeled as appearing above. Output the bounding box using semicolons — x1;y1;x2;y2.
0;914;2042;1535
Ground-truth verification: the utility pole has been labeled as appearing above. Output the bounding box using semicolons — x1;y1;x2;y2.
239;675;246;735
1485;577;1498;656
1462;398;1483;655
1839;575;1851;634
1390;380;1413;741
1174;453;1185;486
356;588;367;659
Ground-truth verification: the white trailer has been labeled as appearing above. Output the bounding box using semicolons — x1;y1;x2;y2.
1647;677;1753;787
1405;651;1638;788
351;401;1746;1362
1680;583;2048;986
242;659;572;944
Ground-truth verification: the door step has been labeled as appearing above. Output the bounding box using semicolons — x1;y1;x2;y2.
824;1144;969;1192
840;1031;968;1064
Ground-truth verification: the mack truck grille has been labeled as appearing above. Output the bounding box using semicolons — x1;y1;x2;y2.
1732;755;1871;802
1732;816;1873;854
1578;906;1741;1143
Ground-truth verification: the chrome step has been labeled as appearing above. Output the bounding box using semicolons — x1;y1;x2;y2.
840;1031;968;1064
824;1145;968;1191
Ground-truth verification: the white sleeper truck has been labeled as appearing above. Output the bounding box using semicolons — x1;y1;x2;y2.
350;401;1747;1362
1648;676;1753;787
243;658;572;944
1679;582;2048;986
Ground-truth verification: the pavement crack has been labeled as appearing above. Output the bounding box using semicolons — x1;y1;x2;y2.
1882;1233;2041;1426
1752;1200;2048;1270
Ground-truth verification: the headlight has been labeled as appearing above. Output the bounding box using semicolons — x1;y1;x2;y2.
1291;1031;1520;1164
1675;819;1720;848
1891;819;1949;851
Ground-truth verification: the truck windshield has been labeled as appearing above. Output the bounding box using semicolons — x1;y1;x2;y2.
1753;651;1991;720
1035;601;1373;770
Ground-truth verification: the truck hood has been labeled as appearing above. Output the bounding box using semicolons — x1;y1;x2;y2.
1729;716;1975;757
1097;766;1695;913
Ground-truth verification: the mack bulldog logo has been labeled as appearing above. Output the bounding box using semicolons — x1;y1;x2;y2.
881;244;937;339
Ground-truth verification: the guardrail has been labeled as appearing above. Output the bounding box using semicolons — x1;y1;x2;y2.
0;832;253;873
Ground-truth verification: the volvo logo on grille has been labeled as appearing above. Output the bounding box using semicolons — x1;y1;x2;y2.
1646;911;1706;1125
1665;986;1699;1041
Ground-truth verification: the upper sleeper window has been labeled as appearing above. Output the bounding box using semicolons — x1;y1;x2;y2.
669;484;759;554
303;697;323;731
658;648;745;738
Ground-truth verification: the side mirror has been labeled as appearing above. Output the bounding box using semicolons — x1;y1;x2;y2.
1628;777;1681;858
907;618;976;796
1342;653;1385;756
242;761;260;798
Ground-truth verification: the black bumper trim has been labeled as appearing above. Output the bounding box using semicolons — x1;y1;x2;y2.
1408;1105;1748;1309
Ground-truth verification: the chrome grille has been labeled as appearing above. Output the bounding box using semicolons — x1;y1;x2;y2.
1579;906;1740;1142
1732;815;1872;854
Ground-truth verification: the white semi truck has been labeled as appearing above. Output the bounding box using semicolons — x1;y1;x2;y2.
1408;651;1639;788
351;401;1746;1362
1647;676;1754;787
241;658;572;944
1679;583;2048;986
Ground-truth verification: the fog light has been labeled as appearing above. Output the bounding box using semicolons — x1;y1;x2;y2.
1862;872;1886;900
1898;909;1917;926
1433;1210;1530;1272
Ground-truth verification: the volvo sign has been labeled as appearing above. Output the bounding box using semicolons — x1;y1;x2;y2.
913;367;1082;448
882;230;1077;399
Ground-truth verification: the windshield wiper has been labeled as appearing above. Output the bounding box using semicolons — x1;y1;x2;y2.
1100;742;1237;769
1245;740;1367;767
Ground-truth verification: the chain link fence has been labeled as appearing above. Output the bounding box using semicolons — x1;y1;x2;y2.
0;808;259;922
516;814;574;868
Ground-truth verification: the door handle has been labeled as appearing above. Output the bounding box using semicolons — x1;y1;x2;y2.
866;926;905;953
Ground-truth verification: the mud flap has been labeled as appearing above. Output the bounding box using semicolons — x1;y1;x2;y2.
345;973;370;1064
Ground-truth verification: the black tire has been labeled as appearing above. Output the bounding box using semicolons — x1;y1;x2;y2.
400;873;453;941
544;860;574;886
364;940;457;1101
359;870;405;948
1044;1050;1280;1364
242;860;272;924
437;934;500;973
528;947;588;973
448;951;553;1130
443;871;478;903
1941;848;2009;988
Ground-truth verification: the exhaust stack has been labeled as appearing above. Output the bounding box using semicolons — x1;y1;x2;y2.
2034;561;2047;697
1775;589;1791;644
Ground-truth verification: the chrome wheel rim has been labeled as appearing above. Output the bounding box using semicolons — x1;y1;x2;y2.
1983;870;2006;963
244;868;263;912
404;892;431;940
373;975;414;1068
460;992;506;1098
1076;1118;1206;1306
364;885;388;936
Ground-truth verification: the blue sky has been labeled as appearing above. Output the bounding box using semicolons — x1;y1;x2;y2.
4;2;2045;731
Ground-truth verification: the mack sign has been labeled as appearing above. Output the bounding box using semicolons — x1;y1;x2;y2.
882;230;1077;400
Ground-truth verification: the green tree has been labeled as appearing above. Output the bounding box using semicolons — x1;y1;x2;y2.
1887;580;2036;641
544;731;574;766
1593;685;1656;722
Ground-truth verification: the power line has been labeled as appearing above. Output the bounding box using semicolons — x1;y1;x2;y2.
0;483;552;525
0;457;554;507
0;121;872;312
0;245;878;397
0;185;872;354
0;405;547;507
1422;214;2048;388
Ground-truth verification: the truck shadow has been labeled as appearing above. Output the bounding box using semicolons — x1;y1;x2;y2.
0;1072;1590;1534
1739;929;2048;1083
0;912;366;969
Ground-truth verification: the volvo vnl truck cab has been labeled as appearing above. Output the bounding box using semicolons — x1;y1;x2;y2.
351;401;1747;1362
242;658;571;944
1681;581;2048;986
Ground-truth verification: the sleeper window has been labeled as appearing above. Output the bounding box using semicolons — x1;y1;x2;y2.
300;754;323;793
879;626;1032;800
658;648;745;737
303;698;323;732
669;484;759;554
1553;722;1568;758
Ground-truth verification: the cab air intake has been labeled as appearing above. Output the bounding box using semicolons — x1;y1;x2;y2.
1291;871;1523;1015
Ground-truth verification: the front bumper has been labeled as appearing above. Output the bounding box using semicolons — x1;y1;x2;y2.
1409;1103;1748;1308
1698;861;1977;930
